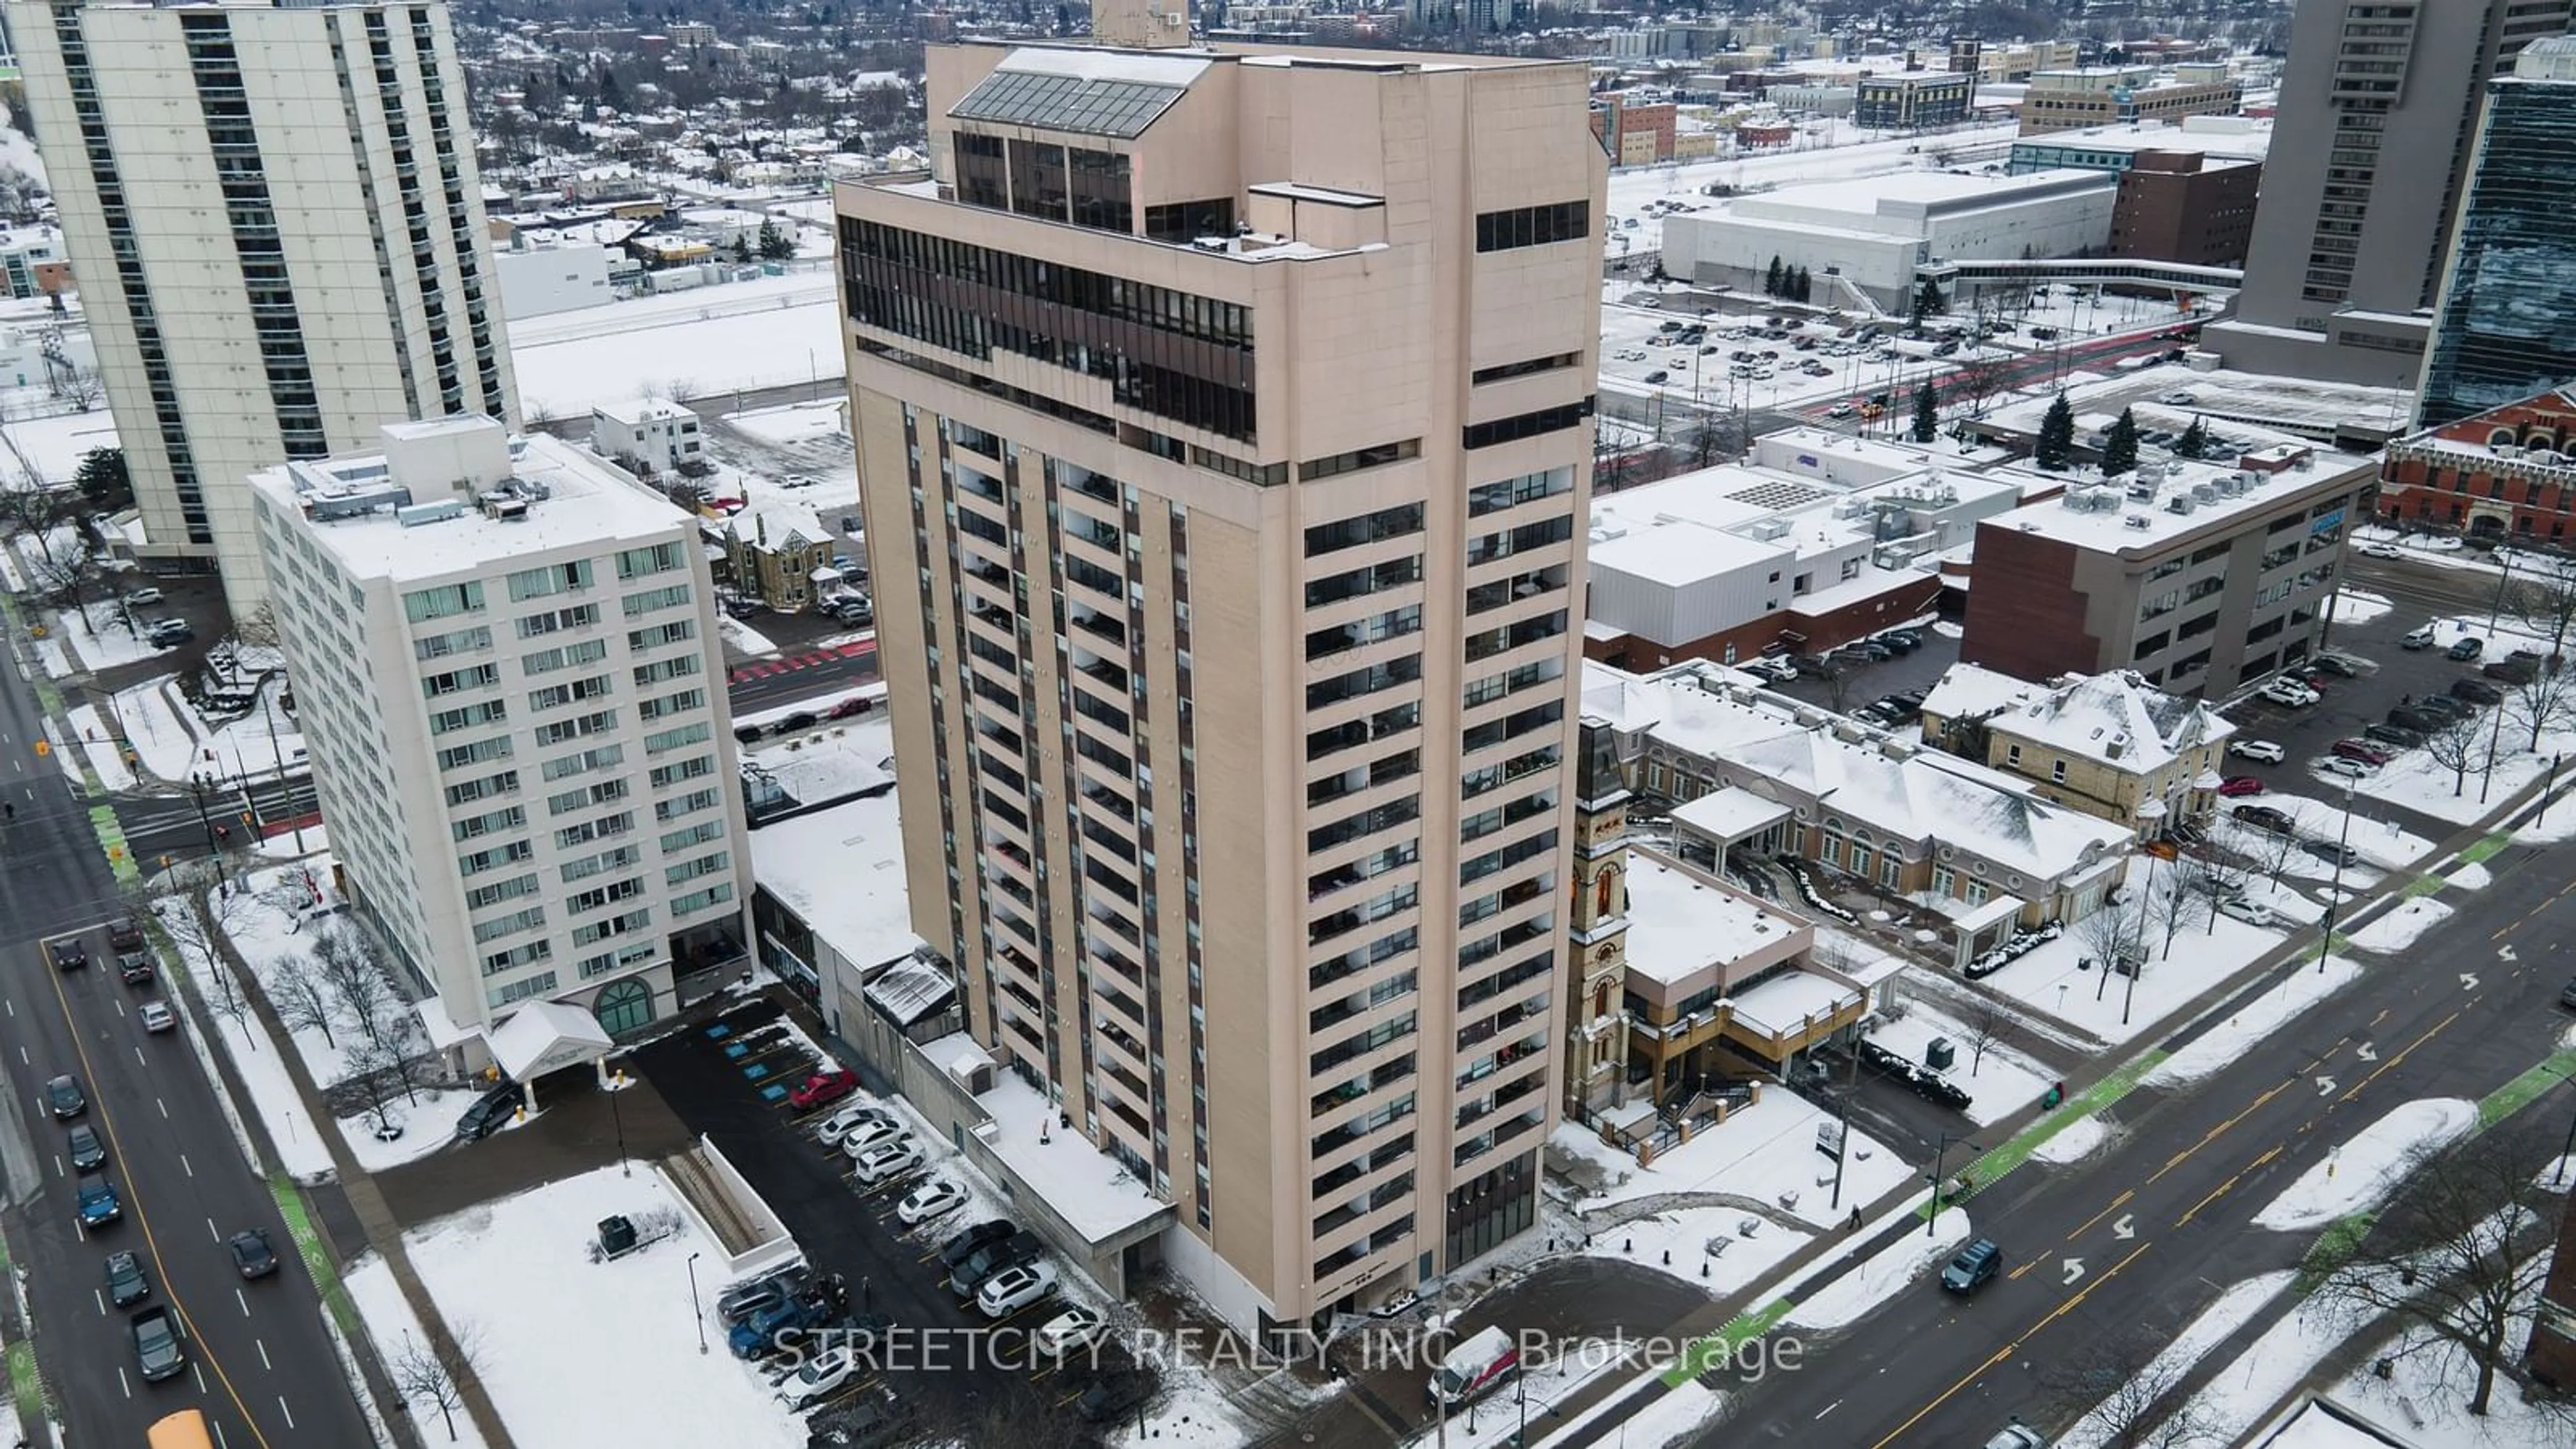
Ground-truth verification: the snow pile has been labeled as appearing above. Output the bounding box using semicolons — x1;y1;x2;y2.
1782;1209;1970;1331
402;1166;808;1448
2345;898;2454;955
2249;1098;2477;1232
2029;1116;2111;1166
2051;1271;2294;1449
2140;956;2364;1088
1551;1089;1913;1231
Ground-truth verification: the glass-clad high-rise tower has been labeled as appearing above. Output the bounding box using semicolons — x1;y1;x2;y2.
2420;36;2576;427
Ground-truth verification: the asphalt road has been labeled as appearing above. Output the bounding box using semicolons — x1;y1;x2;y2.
1691;829;2576;1448
727;637;880;713
0;655;372;1445
113;774;321;874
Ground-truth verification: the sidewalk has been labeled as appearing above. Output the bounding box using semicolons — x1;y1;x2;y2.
193;911;512;1449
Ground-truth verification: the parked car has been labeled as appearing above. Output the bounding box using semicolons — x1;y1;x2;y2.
2218;897;2287;928
2562;977;2576;1011
2401;624;2439;649
131;1306;185;1382
975;1260;1061;1319
1078;1370;1159;1424
896;1179;967;1226
783;1342;865;1410
717;1264;814;1327
2448;637;2485;661
1034;1305;1107;1356
2332;739;2395;766
2451;679;2506;704
938;1220;1016;1271
67;1123;107;1173
1643;370;1669;385
2387;706;2447;733
1941;1239;2003;1295
790;1069;861;1112
839;1120;910;1160
46;1074;85;1119
2228;739;2287;764
105;1250;150;1307
452;1084;521;1142
146;620;193;647
2304;839;2361;867
815;1102;898;1148
850;1139;923;1187
2260;679;2320;707
1983;1423;2048;1449
138;1000;176;1034
76;1173;122;1228
2308;654;2362;678
227;1229;278;1278
1851;641;1893;661
2231;804;2297;835
121;587;163;608
949;1233;1042;1297
2318;755;2377;780
2218;776;2265;798
2485;657;2542;684
2363;722;2426;749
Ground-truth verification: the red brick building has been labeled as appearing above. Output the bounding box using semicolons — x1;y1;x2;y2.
2377;389;2576;543
2109;151;2261;266
1591;94;1678;165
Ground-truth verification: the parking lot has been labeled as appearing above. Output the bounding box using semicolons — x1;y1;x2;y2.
632;998;1155;1444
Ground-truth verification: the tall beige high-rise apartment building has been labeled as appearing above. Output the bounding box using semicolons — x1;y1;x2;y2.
837;5;1603;1336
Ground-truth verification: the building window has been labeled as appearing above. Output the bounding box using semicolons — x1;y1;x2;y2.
2051;760;2068;784
1474;201;1591;252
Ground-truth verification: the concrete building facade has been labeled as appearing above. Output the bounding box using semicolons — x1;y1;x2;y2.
248;417;754;1046
590;396;704;474
1853;70;1974;129
9;0;519;611
2108;151;2262;266
2018;65;2244;134
839;29;1601;1338
1961;445;2379;698
2205;0;2575;384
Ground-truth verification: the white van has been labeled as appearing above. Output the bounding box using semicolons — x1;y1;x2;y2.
1427;1326;1519;1409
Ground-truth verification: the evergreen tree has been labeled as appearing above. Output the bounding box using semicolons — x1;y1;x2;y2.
731;233;754;264
2036;392;2077;470
1792;266;1813;303
1765;256;1784;297
73;447;131;513
2177;417;2210;459
1911;381;1939;443
1913;276;1945;325
756;219;796;260
2100;407;2141;476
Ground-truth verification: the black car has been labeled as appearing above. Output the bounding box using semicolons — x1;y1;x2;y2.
2364;722;2426;749
46;1074;85;1119
228;1228;278;1279
936;1220;1016;1271
2411;696;2473;722
2447;637;2485;661
67;1123;107;1173
948;1234;1041;1297
2452;679;2506;704
2308;654;2362;678
131;1306;184;1381
1789;653;1831;674
105;1250;150;1307
452;1083;522;1142
2232;804;2296;835
2485;657;2541;684
1878;633;1920;655
2559;977;2576;1010
2387;706;2447;733
717;1263;813;1326
47;936;88;971
1849;641;1892;661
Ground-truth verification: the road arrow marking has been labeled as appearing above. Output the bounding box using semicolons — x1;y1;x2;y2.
2316;1075;2337;1096
2355;1042;2377;1062
2461;973;2481;990
2498;945;2517;962
2061;1258;2086;1286
2112;1214;2136;1240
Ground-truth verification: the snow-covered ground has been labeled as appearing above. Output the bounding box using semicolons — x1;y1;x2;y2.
0;404;119;486
55;610;164;674
1409;1340;1631;1449
724;398;847;449
1550;1087;1912;1232
2030;1116;2112;1166
401;1167;810;1448
2248;1098;2477;1232
1862;1002;2053;1126
111;678;201;783
1781;1208;1972;1331
340;1255;494;1449
2054;1271;2296;1449
2345;898;2454;955
509;272;843;417
154;893;336;1182
2327;590;2394;629
2141;957;2365;1089
718;614;780;657
1584;1203;1812;1300
64;702;137;790
1978;861;2304;1045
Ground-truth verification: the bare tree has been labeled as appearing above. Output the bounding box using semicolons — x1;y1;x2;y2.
2504;553;2576;663
2506;663;2576;751
268;955;338;1049
2151;865;2205;959
1957;995;2010;1077
2077;897;2143;1003
2314;1134;2571;1421
2038;1326;2224;1449
393;1321;486;1444
1949;352;2015;418
2229;813;2306;890
2174;849;2249;937
311;924;421;1104
2420;713;2488;798
0;482;99;625
134;881;258;1046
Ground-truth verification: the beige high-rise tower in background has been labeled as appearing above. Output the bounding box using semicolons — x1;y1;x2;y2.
837;30;1604;1336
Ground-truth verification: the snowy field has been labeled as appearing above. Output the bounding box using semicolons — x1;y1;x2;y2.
510;272;843;417
341;1256;494;1449
1977;864;2306;1046
402;1167;810;1449
1583;1201;1812;1300
0;402;119;486
1550;1087;1913;1232
2345;898;2454;955
1862;1001;2053;1126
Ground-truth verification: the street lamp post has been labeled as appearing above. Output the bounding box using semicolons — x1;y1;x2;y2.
608;1070;630;1177
686;1252;707;1354
1925;1130;1976;1236
2317;777;2358;971
185;772;221;857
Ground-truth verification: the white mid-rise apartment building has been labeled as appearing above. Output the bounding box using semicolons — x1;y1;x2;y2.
842;1;1601;1338
248;417;751;1043
10;0;518;614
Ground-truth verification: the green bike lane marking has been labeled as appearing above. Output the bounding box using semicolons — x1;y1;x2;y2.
270;1174;362;1340
1660;1297;1792;1387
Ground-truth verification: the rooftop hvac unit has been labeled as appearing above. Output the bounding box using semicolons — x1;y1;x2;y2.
2125;515;2154;530
2167;495;2196;514
2235;470;2257;490
2192;482;2218;503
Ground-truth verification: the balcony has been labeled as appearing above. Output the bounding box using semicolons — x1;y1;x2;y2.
1454;1109;1546;1169
1310;1094;1415;1163
1311;1012;1416;1079
1313;1173;1415;1242
1455;1071;1544;1130
1458;996;1550;1053
1309;1055;1415;1120
1070;607;1126;649
1311;1134;1415;1199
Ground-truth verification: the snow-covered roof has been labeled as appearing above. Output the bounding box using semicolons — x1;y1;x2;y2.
971;1074;1170;1242
1726;970;1864;1038
1623;853;1807;985
746;786;918;969
594;395;694;427
1670;785;1792;843
862;955;955;1027
488;1000;614;1081
1992;668;2233;773
1919;660;2041;722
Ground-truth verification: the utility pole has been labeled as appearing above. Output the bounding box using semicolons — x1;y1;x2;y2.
2316;777;2357;971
